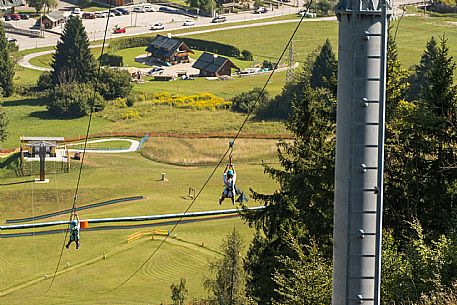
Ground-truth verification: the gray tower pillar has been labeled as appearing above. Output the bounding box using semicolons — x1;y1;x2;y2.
333;0;390;304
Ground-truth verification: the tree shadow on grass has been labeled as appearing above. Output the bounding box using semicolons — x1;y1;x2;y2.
2;97;47;107
29;110;81;120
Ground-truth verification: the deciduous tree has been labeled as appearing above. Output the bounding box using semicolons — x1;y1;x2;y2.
170;278;188;305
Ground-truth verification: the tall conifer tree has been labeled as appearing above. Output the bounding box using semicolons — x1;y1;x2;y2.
0;23;15;97
51;16;96;85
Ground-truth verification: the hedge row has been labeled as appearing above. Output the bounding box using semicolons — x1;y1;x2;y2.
108;35;252;60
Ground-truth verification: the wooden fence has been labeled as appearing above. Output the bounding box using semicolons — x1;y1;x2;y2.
127;228;170;243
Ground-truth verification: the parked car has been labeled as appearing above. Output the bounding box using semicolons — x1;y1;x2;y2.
158;6;177;13
10;13;21;20
3;15;12;21
82;12;95;19
298;10;316;17
254;7;268;13
19;13;30;19
150;23;164;30
148;67;164;75
144;5;155;12
95;11;107;18
117;8;130;14
113;26;126;33
105;11;115;17
7;37;17;43
72;7;81;15
211;16;226;23
133;6;146;13
183;19;195;26
110;9;122;16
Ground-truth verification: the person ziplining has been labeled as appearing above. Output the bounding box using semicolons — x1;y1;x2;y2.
65;212;80;250
218;141;248;205
219;161;237;205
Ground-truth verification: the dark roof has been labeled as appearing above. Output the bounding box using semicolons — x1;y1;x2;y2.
43;11;65;22
145;35;192;58
192;52;239;74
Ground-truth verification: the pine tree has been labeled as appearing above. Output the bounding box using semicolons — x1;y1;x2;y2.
0;106;8;143
408;37;437;101
384;35;457;240
204;229;248;305
50;16;96;85
310;39;337;96
243;83;336;303
0;23;15;97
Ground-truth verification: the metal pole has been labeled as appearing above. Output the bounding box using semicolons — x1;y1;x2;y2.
374;0;388;303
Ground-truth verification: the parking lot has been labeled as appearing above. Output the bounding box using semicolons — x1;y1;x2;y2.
5;3;301;50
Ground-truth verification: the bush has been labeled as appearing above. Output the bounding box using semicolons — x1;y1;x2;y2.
126;95;135;107
47;83;105;117
99;53;124;67
98;68;132;100
231;87;270;113
36;71;53;91
262;60;273;70
109;35;251;60
241;50;253;61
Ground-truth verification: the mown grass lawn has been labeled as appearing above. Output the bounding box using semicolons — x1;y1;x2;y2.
0;150;276;304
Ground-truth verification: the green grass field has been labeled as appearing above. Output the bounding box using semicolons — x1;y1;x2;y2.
0;150;277;304
0;95;288;149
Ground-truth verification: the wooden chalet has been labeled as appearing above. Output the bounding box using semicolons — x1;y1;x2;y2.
192;52;239;77
38;11;65;29
145;35;193;65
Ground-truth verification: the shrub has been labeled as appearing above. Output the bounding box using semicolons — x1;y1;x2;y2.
36;71;53;91
231;87;270;113
47;82;105;117
262;60;274;70
241;50;253;61
111;97;127;108
99;53;124;67
98;68;132;100
121;109;140;119
126;95;135;107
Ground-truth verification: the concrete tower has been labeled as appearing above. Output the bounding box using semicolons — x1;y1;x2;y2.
333;0;391;304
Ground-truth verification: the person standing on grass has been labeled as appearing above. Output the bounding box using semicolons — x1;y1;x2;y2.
65;212;80;250
219;163;236;205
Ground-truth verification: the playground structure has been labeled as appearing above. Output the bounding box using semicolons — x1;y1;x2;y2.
127;228;170;243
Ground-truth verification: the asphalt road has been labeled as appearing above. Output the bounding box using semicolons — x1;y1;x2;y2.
7;4;304;51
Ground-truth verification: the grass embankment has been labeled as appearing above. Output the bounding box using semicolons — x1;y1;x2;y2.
140;137;283;166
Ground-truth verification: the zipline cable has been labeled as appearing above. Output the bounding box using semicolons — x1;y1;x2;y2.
47;2;114;292
107;0;314;291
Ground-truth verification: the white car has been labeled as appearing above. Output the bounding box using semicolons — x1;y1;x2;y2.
104;11;115;17
7;37;17;43
95;11;107;18
133;6;146;13
254;7;268;13
183;19;195;26
298;11;317;18
144;5;155;12
72;7;81;15
150;23;164;30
